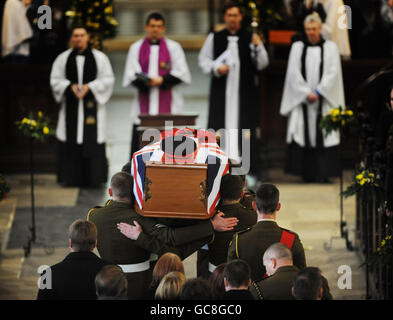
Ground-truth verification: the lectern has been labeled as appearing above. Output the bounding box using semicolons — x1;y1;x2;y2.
134;161;212;220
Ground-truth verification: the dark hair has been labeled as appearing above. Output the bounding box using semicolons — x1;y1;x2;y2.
68;219;97;252
292;267;323;300
181;278;212;300
121;162;131;175
151;253;184;288
222;1;243;15
110;172;133;199
220;174;244;201
146;12;165;25
208;263;226;300
255;184;279;214
223;259;250;288
71;24;89;34
95;265;128;299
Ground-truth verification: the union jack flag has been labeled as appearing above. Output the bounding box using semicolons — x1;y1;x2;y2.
131;128;229;215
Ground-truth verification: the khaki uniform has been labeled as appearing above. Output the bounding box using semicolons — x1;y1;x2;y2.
88;200;214;299
208;202;257;271
250;265;333;300
227;220;306;282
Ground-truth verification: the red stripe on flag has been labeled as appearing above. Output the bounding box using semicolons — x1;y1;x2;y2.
132;155;144;207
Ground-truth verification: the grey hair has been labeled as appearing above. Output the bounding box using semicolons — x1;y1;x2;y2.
304;12;323;26
263;243;293;262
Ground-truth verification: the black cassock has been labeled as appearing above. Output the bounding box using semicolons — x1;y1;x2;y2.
208;28;261;175
57;48;107;187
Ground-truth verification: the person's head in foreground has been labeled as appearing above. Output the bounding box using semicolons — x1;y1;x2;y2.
292;267;324;300
181;278;212;300
145;12;166;41
263;242;294;277
223;259;251;291
220;174;244;204
222;2;243;33
208;263;227;300
155;271;186;300
68;219;97;252
151;252;185;288
95;265;128;300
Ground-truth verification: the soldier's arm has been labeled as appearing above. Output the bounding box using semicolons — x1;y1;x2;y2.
292;234;307;270
227;233;239;262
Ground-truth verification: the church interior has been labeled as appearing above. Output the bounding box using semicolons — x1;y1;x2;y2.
0;0;392;302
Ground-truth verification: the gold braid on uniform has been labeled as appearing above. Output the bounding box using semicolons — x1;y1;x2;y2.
235;233;239;258
252;282;263;300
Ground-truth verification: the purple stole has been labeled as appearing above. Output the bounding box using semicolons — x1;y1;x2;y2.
138;38;172;114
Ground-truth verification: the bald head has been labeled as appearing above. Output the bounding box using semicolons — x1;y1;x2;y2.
263;243;293;276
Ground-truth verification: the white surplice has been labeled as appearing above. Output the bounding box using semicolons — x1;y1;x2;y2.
1;0;33;57
320;0;352;57
122;38;191;124
280;40;345;148
50;48;115;144
198;32;269;161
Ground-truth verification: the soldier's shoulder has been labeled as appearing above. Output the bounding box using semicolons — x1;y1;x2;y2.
236;226;253;237
87;200;112;220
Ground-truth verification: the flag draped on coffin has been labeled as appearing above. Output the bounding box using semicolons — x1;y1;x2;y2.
131;128;229;215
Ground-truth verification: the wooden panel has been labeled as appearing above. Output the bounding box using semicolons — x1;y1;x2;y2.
269;30;296;45
135;161;210;219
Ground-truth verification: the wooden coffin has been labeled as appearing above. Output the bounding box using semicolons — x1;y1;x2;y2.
134;161;211;219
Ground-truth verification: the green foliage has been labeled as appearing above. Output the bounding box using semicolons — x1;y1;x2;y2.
234;0;285;39
0;174;10;202
66;0;119;48
15;110;55;142
365;235;393;270
319;106;357;137
342;169;381;202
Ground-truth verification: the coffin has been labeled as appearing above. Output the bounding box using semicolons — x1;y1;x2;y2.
134;161;212;219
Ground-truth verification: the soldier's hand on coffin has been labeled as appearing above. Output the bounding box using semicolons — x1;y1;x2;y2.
217;64;230;76
117;221;142;240
211;211;239;232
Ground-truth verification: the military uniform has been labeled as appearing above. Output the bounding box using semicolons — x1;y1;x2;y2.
227;220;306;282
88;200;214;299
239;190;255;211
208;202;257;273
250;265;333;300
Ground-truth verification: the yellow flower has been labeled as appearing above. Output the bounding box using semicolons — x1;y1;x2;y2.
38;111;43;118
356;174;363;181
377;247;381;252
104;6;112;13
31;120;37;127
332;116;339;122
381;240;386;246
21;117;29;124
341;120;346;126
43;127;49;135
368;173;375;178
359;179;366;186
387;235;392;240
345;110;353;116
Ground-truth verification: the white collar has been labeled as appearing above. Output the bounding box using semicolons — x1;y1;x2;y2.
257;218;276;223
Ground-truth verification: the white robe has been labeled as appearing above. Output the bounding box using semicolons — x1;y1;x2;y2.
122;38;191;124
50;48;115;144
198;32;269;161
320;0;352;58
1;0;32;57
280;40;345;148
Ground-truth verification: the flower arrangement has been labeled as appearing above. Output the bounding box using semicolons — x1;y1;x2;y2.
319;106;356;137
234;0;284;40
342;169;381;201
66;0;119;49
0;174;10;202
366;235;393;269
15;110;55;142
